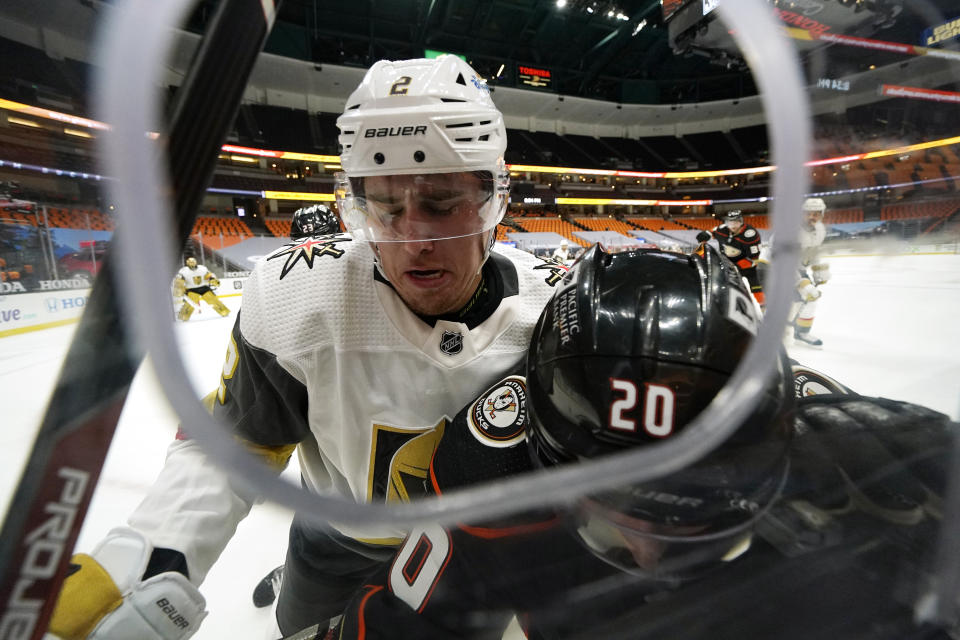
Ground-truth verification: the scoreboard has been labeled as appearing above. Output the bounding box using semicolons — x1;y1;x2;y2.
517;65;552;90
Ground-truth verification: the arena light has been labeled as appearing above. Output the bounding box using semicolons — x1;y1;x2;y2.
555;197;703;206
221;143;280;157
7;116;41;128
262;190;335;201
2;95;957;183
657;199;712;206
64;128;93;139
0;97;109;130
508;164;616;176
281;151;341;162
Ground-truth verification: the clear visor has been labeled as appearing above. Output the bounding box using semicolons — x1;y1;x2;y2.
573;498;755;581
335;170;508;243
572;461;787;580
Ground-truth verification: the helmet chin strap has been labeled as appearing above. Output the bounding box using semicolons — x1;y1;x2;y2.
477;226;498;275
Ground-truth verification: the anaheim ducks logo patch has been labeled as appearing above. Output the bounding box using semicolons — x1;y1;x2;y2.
468;377;527;448
268;233;352;280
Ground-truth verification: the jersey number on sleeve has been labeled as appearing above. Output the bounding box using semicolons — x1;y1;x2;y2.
389;524;451;612
609;379;675;437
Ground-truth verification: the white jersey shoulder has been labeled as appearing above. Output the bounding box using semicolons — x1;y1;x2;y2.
238;237;559;541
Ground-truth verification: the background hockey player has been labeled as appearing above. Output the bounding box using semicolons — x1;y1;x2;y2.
790;197;829;346
697;210;765;308
172;256;230;321
49;55;563;639
289;203;340;239
330;245;953;640
551;238;571;264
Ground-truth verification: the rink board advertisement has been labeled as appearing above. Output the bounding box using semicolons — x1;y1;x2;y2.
0;278;246;337
0;287;91;336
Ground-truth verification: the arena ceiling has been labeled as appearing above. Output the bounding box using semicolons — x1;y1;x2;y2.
183;0;960;105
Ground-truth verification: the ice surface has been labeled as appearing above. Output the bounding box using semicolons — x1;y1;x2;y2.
2;251;958;638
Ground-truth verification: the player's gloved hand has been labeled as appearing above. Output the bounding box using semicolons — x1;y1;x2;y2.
790;396;951;523
760;394;952;556
207;277;220;290
696;231;711;243
797;280;821;302
48;527;207;640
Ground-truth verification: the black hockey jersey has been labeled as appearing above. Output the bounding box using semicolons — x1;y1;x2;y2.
335;370;954;640
336;374;642;639
710;224;761;270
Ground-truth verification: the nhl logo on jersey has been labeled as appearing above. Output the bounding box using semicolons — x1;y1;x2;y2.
439;330;464;356
468;377;527;448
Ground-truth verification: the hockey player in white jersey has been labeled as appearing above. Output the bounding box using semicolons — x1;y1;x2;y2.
49;55;566;639
172;256;230;321
791;198;829;346
551;238;571;264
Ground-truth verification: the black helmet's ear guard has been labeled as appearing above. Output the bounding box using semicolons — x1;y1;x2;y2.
525;244;793;577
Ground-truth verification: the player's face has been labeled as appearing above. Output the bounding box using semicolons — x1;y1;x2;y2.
805;210;824;227
577;498;709;574
186;258;197;269
727;218;743;232
603;510;707;571
368;173;488;316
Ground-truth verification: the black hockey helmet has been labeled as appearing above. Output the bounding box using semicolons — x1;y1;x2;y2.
290;204;340;239
526;244;793;578
723;209;744;224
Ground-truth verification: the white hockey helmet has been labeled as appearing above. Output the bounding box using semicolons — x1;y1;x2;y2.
335;55;509;244
802;198;826;213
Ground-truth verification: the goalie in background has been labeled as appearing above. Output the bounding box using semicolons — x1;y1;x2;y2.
173;256;230;321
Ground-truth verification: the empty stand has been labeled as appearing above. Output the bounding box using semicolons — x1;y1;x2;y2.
513;217;589;245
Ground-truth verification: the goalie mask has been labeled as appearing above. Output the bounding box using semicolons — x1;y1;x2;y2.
334;55;508;249
291;204;340;239
526;245;794;581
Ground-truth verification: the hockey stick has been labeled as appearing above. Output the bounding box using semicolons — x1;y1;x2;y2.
0;1;280;637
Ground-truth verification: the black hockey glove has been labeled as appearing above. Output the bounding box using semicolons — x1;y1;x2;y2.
696;231;711;243
792;396;950;520
760;394;953;556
